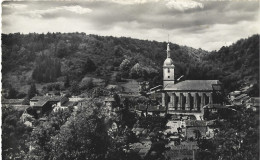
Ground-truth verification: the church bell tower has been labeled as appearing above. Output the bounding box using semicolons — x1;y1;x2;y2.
163;43;175;88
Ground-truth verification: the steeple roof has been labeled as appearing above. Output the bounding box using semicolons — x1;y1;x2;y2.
164;42;174;66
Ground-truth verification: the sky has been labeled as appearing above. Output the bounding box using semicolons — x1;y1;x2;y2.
1;0;259;51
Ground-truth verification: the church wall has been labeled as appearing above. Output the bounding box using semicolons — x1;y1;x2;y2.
166;91;213;114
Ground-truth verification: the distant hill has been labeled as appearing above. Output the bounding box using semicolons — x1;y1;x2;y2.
201;34;259;95
1;33;259;98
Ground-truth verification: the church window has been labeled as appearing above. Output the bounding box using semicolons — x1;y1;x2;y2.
168;68;170;73
168;76;170;78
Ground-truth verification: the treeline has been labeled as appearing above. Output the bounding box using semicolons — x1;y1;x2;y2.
202;34;259;93
1;32;202;87
1;33;259;95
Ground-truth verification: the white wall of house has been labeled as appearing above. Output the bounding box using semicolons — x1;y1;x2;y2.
30;101;38;106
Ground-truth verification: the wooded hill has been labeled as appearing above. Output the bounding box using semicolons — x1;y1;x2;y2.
1;33;259;98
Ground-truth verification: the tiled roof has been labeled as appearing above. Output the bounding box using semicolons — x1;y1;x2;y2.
62;101;77;107
34;97;49;107
234;94;247;100
30;96;44;101
32;96;65;107
2;99;24;104
229;91;241;96
164;80;220;91
136;104;147;111
248;97;260;106
249;97;260;103
104;97;115;102
185;120;206;127
203;104;227;109
147;106;166;112
240;96;250;102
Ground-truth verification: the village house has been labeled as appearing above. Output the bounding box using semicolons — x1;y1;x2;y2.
184;120;207;139
69;96;87;102
138;80;150;92
30;95;68;117
53;100;77;112
147;105;166;117
246;97;260;111
104;97;116;116
203;104;229;113
232;93;250;105
135;104;147;117
135;103;166;117
228;91;242;102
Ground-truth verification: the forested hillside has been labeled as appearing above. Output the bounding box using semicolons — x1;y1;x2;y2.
201;35;259;95
1;33;259;98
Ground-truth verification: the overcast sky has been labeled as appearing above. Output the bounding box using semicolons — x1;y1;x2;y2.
2;0;259;51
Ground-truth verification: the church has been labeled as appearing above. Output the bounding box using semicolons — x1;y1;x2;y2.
162;42;222;120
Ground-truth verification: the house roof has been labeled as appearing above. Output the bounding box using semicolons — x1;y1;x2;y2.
185;120;206;127
240;96;250;102
164;80;220;91
147;105;166;112
30;96;43;101
104;97;115;102
34;97;49;107
203;104;228;109
229;91;241;96
62;101;77;107
2;99;24;104
136;104;147;111
234;94;247;100
248;97;260;106
32;96;65;107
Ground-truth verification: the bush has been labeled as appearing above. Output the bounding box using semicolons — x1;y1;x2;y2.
80;78;94;90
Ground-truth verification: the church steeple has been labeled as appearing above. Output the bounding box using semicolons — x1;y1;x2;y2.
163;41;175;88
167;43;170;58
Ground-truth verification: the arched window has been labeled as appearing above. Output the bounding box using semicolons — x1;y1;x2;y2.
168;68;170;73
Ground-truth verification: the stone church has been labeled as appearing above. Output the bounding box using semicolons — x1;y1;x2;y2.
162;43;222;120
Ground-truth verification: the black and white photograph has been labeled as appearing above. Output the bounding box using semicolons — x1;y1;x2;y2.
1;0;259;160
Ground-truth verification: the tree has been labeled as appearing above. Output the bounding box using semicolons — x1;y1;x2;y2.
115;72;122;82
203;109;210;120
56;40;70;58
83;58;96;73
113;93;121;107
70;82;80;95
114;45;124;57
49;105;109;160
130;63;142;79
7;85;18;99
197;106;259;160
64;75;70;88
119;59;131;78
80;78;94;90
27;83;37;99
2;108;32;160
32;55;61;83
26;109;72;160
